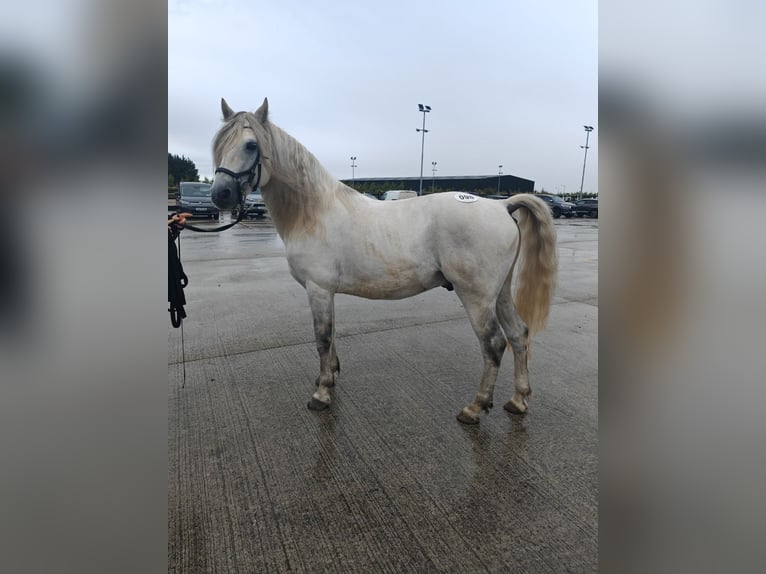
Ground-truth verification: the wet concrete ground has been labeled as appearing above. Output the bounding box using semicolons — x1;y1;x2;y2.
168;217;598;573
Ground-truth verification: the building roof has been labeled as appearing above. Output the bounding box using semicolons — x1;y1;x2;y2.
341;173;535;193
343;175;533;183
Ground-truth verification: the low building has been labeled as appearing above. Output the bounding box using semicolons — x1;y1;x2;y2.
341;174;534;195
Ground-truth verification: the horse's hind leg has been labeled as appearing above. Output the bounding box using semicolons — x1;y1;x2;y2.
496;276;532;414
306;282;338;411
455;295;507;425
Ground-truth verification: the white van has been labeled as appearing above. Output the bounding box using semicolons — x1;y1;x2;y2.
381;190;418;201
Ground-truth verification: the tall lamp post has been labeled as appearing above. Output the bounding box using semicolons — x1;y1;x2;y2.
578;126;594;199
416;104;431;196
350;156;357;187
497;164;503;195
431;161;437;193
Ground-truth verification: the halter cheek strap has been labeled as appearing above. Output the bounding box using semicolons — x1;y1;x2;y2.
214;144;263;192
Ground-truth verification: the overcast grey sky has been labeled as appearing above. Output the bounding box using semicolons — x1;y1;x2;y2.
168;0;597;194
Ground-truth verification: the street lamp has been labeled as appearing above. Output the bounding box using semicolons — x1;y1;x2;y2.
578;126;594;199
497;164;503;195
416;104;431;196
350;156;357;187
431;161;437;193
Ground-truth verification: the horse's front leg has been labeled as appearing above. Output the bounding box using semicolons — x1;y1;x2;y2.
306;282;338;411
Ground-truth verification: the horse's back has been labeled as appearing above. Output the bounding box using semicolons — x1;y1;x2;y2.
345;192;519;260
416;193;519;249
360;192;514;231
292;192;520;299
345;193;519;298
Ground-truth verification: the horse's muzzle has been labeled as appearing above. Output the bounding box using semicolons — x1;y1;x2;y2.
210;177;242;210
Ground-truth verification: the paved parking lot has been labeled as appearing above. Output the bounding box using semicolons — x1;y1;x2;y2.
168;216;598;573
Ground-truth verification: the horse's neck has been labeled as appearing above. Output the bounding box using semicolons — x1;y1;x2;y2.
263;125;345;240
269;125;336;194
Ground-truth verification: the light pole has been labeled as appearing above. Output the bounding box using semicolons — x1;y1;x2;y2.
416;104;431;196
350;156;357;187
497;164;503;195
578;126;594;199
431;161;437;193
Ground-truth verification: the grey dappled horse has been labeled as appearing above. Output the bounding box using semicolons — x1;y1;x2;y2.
210;98;558;424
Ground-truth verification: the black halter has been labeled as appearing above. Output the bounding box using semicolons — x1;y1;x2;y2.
182;144;262;233
214;144;263;194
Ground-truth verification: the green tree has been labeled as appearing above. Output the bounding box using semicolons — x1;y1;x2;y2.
168;153;199;184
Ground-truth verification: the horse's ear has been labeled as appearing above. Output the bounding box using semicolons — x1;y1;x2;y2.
254;97;269;123
221;98;235;121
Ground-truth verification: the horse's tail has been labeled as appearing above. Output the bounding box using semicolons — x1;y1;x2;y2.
505;194;558;334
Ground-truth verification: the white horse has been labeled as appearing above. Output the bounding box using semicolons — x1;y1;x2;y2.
210;98;558;424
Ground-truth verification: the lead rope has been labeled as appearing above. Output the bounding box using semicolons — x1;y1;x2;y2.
168;220;189;387
178;231;187;388
169;150;260;385
181;203;246;233
169;208;246;389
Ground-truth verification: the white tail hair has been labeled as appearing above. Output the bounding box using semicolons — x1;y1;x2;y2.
506;195;558;334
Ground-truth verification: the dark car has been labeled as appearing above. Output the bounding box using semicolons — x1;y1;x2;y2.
573;198;598;218
233;190;268;219
177;182;219;219
535;194;573;218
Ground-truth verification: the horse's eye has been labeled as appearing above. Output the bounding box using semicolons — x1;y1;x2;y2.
245;141;258;151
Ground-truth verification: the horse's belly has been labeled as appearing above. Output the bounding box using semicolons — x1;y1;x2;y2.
337;268;443;300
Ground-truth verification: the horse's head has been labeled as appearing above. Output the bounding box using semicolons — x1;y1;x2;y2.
210;97;272;210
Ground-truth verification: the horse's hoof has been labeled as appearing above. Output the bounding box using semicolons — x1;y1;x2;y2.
456;410;480;425
482;402;494;413
307;398;330;411
503;399;526;415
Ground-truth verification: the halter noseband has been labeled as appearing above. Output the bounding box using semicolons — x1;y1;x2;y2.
214;143;263;194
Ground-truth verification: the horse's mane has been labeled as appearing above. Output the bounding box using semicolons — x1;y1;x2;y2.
213;111;357;240
212;112;249;169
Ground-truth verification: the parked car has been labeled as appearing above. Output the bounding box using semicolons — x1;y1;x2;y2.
572;198;598;218
177;182;219;219
233;190;268;219
535;194;573;218
485;194;508;200
381;190;417;201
